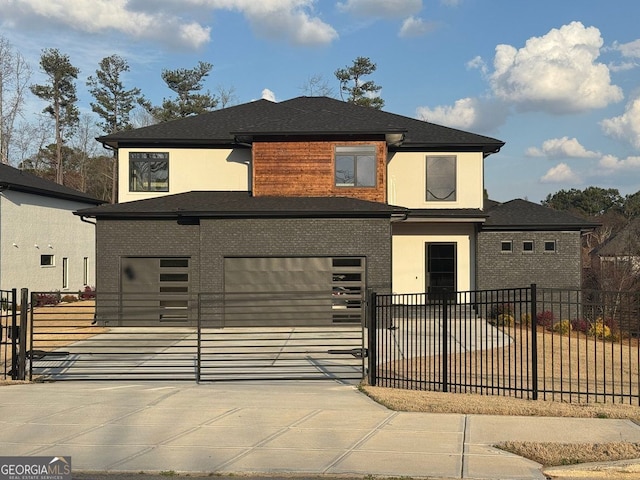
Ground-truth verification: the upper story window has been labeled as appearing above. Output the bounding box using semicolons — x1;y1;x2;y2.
129;152;169;192
544;240;556;252
523;240;534;252
335;146;376;187
426;155;456;202
501;241;513;253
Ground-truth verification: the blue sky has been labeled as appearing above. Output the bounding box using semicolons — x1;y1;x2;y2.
2;0;640;203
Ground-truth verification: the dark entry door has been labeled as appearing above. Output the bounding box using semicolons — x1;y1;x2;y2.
426;243;456;296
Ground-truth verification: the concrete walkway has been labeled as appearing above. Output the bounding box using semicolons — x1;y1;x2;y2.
1;381;640;479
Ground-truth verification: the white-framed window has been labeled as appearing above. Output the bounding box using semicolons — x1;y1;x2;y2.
544;240;556;252
501;240;513;253
334;146;376;187
523;241;534;253
40;254;55;267
129;152;169;192
426;155;456;202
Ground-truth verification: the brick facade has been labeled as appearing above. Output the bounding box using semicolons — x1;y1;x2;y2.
476;230;583;290
96;217;391;293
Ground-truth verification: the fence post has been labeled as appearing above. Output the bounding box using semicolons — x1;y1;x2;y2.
17;288;28;381
442;293;449;393
196;293;201;383
530;283;538;400
10;288;18;380
367;289;377;386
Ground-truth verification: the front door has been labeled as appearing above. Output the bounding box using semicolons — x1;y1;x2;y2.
426;243;456;297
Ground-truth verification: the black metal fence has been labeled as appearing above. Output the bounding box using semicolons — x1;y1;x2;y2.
1;288;20;380
368;285;640;404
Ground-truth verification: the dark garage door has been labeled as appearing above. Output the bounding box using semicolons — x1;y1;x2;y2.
222;257;365;327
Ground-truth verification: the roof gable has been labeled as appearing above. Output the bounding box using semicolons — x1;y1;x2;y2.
0;163;103;205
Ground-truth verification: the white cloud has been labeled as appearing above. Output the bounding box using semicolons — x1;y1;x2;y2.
466;55;488;76
416;97;508;133
398;16;435;38
525;137;599;159
600;96;640;149
541;163;581;183
3;0;338;48
227;1;338;46
614;39;640;58
337;0;422;18
598;154;640;171
261;88;277;102
489;21;623;114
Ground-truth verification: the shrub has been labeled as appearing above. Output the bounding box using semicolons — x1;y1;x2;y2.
496;313;515;327
553;319;572;335
60;294;78;303
489;302;514;318
35;292;60;306
536;310;555;328
520;313;531;325
588;319;612;339
571;318;589;333
79;285;96;300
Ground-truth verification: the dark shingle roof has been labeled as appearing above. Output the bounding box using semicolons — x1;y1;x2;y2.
98;96;504;154
76;191;405;219
0;163;103;204
406;208;487;221
483;199;599;230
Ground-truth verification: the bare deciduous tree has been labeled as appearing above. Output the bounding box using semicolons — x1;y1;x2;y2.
0;36;31;165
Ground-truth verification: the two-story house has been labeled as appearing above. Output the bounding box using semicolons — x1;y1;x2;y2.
1;163;103;293
76;96;590;327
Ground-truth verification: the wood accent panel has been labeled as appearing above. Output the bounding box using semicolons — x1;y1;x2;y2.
252;140;386;202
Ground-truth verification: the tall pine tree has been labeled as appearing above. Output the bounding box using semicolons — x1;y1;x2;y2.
87;54;144;135
335;57;384;109
30;48;79;184
146;61;218;122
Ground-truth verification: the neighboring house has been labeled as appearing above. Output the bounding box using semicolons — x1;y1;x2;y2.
590;217;640;290
75;96;585;325
0;163;103;293
477;199;599;291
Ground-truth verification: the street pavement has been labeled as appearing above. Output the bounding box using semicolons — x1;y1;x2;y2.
1;380;640;479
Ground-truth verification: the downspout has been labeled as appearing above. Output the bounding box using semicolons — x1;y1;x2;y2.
80;215;96;226
101;142;117;204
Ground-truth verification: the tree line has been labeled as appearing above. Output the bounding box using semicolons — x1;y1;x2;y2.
0;35;384;202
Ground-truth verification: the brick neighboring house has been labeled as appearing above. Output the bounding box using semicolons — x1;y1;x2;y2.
0;163;103;293
75;96;592;326
477;199;599;290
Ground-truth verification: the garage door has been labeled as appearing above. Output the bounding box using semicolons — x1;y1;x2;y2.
223;257;365;327
118;257;193;326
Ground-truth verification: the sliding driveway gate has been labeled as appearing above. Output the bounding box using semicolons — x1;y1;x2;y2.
27;291;365;382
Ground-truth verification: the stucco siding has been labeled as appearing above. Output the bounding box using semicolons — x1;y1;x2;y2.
387;151;484;209
118;147;251;203
392;222;476;294
0;190;96;292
